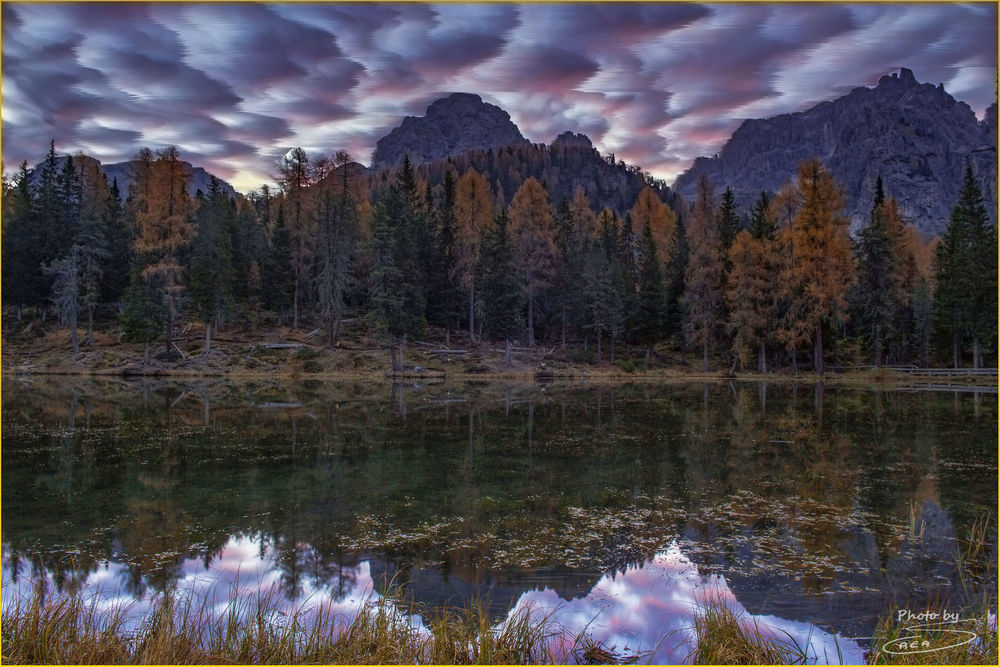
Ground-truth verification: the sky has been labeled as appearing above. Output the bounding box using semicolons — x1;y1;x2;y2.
2;2;996;193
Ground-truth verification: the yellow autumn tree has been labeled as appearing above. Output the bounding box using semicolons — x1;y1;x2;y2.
453;168;494;343
508;177;556;347
629;186;676;269
132;145;194;359
726;230;775;372
780;158;855;373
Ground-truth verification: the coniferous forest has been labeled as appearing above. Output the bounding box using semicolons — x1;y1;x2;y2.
2;140;996;373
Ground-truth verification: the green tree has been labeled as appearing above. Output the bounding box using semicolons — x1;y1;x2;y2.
635;217;666;365
853;183;899;367
119;270;165;364
477;210;524;366
933;166;997;367
508;177;557;347
683;175;724;372
189;177;234;353
368;158;427;371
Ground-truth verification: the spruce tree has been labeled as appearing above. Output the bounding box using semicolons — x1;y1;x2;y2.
189;177;234;353
477;210;524;366
636;218;666;365
933;166;996;367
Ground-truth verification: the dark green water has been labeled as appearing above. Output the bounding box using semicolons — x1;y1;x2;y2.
2;377;996;648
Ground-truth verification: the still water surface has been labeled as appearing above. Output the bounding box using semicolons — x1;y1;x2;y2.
2;377;996;662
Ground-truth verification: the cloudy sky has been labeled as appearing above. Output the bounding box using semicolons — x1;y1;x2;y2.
3;2;996;193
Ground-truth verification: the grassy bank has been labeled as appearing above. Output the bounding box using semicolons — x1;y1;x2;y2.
3;584;995;665
6;320;995;388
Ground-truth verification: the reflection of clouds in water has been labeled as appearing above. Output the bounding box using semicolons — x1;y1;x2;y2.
3;539;863;664
2;538;428;637
504;543;865;665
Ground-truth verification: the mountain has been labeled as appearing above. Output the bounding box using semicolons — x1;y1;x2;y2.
673;68;997;237
371;92;529;169
29;154;238;201
101;160;238;200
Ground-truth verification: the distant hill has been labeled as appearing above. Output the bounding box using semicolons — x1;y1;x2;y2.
30;154;238;201
673;68;997;237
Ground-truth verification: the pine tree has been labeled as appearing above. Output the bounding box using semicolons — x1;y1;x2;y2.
425;170;462;336
261;202;294;317
933;165;997;367
748;191;775;241
2;162;40;311
635;218;666;365
683;175;724;372
583;241;624;363
120;269;165;364
664;210;689;344
854;193;899;366
277;147;314;328
477;210;524;366
43;249;81;354
717;186;740;259
189;177;234;353
368;159;427;371
313;152;360;348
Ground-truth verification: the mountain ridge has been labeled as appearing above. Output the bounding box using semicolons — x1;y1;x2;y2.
673;67;997;236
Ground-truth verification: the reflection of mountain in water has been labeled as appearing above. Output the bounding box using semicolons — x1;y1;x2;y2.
1;537;865;665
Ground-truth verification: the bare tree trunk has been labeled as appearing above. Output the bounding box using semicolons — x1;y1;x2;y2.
645;345;652;369
758;341;766;373
596;329;602;363
468;284;476;344
527;291;535;347
389;338;400;372
504;338;512;367
143;341;150;365
953;333;960;368
791;348;798;374
610;336;615;364
70;309;79;356
702;339;708;373
204;321;211;354
814;327;824;374
561;305;566;351
86;308;94;345
293;278;300;329
973;339;982;369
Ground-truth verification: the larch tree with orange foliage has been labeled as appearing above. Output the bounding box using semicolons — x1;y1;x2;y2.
508;177;557;347
629;186;676;269
781;158;854;374
453;168;494;343
683;175;724;372
132;146;194;360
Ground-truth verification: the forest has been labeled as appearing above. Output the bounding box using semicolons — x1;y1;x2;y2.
2;141;996;373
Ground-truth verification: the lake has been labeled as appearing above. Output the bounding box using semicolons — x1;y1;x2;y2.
2;376;996;663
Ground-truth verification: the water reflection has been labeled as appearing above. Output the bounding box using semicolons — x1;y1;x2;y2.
1;538;864;664
2;377;996;644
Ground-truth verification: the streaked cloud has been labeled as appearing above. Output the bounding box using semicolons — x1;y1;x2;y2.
2;2;995;193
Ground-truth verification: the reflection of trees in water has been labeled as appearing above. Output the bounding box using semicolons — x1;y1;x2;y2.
3;379;995;606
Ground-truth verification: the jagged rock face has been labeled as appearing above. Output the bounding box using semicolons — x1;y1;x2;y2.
674;68;997;237
552;131;594;149
371;92;528;170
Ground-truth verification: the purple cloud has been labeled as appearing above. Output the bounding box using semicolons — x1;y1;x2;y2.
2;2;995;193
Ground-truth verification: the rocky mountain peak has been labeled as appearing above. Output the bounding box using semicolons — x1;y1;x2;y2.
552;131;594;149
674;68;996;237
371;92;528;170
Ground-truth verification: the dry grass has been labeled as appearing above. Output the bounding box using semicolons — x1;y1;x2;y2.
688;597;811;664
0;583;575;665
